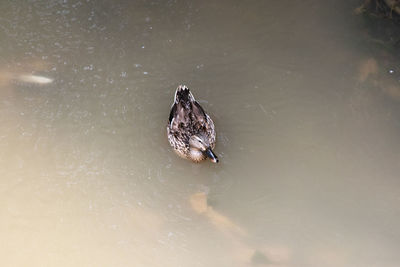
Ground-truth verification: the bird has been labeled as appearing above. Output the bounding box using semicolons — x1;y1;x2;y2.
167;85;218;163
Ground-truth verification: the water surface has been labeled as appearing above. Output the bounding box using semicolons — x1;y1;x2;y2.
1;1;400;266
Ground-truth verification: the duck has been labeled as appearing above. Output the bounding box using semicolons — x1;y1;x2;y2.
167;85;219;163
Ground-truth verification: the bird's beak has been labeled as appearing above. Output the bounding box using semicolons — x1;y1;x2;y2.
205;148;219;163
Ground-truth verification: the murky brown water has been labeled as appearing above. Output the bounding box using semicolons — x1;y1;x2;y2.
1;1;400;266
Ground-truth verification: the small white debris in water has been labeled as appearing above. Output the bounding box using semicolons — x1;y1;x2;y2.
83;64;94;70
141;45;145;49
389;69;394;74
143;71;148;75
17;74;53;84
120;71;127;77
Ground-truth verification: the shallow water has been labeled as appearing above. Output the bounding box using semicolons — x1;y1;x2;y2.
1;1;400;266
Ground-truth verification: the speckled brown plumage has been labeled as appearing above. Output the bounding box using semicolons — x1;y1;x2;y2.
167;85;218;163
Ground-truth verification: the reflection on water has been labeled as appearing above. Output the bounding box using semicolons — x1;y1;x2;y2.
1;0;400;266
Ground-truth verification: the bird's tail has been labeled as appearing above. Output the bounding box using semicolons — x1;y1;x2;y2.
174;85;195;103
